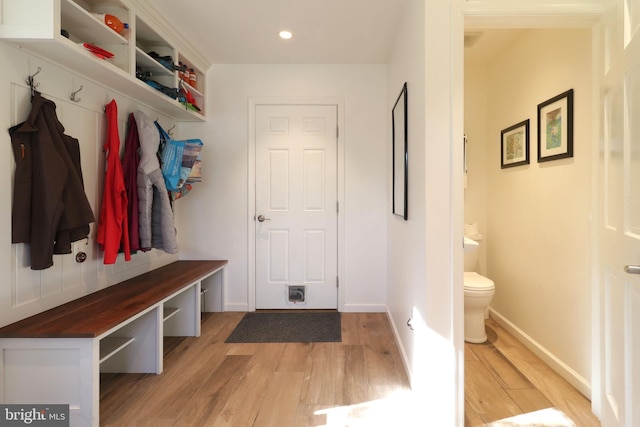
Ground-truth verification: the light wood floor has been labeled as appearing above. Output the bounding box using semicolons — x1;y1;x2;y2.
100;312;600;426
100;312;411;426
465;318;601;427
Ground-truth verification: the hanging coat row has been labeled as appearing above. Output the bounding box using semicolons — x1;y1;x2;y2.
9;92;95;270
96;100;178;264
8;94;179;267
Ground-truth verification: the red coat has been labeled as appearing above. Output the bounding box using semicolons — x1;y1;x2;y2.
97;99;131;264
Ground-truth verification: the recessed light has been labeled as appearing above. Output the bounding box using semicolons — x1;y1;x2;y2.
279;30;293;40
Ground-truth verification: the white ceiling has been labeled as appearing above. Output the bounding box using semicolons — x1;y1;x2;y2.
147;0;409;64
145;2;531;70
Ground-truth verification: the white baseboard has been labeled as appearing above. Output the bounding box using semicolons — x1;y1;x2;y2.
489;308;591;399
223;303;250;312
340;304;387;313
385;305;414;388
222;303;386;312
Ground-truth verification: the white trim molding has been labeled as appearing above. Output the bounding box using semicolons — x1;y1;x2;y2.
489;308;592;398
462;0;607;29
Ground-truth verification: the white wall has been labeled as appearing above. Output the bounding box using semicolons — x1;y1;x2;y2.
387;0;426;382
176;64;388;311
465;29;593;393
0;43;178;327
464;61;489;273
387;0;463;424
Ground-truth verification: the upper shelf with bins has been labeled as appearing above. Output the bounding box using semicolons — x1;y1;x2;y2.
134;15;205;117
0;0;206;122
135;16;174;81
178;52;204;109
62;0;128;48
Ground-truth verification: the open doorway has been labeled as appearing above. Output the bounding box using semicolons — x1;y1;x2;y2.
462;27;598;424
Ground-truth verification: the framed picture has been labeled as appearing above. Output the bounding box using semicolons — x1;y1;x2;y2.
537;89;574;162
392;82;408;220
501;119;530;169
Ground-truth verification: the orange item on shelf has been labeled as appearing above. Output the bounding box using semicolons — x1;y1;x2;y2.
93;13;129;34
189;68;197;89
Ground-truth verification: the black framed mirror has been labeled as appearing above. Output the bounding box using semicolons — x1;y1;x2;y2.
392;82;408;220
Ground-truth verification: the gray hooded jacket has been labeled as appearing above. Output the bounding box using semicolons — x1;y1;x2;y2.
134;110;178;254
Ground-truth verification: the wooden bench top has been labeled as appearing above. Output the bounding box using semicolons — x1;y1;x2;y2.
0;260;227;339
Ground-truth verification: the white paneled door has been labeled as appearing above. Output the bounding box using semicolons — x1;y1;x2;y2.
255;104;338;309
599;0;640;425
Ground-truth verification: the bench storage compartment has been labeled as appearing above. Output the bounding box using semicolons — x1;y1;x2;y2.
0;260;227;427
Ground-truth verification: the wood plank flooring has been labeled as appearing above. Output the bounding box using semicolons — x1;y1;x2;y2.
100;312;600;426
100;312;410;426
465;318;601;427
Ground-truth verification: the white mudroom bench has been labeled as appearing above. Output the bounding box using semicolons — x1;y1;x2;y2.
0;260;227;427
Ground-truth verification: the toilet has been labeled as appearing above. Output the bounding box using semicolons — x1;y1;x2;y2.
463;234;495;343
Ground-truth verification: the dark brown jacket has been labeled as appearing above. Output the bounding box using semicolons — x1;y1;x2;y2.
9;92;94;270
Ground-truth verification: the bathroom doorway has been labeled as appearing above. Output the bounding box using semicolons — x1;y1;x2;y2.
462;19;600;423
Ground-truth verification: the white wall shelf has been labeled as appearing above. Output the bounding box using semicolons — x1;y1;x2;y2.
136;48;174;78
0;0;206;122
62;0;128;47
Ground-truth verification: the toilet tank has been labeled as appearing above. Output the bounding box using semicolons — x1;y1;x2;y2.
463;235;482;272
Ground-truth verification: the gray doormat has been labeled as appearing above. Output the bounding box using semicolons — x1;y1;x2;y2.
225;312;341;343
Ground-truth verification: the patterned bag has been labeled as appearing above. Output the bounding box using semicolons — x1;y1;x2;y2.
155;121;203;193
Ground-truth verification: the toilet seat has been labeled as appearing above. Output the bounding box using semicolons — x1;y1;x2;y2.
464;272;495;292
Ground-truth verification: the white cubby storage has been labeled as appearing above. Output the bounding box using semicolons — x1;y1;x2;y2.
0;0;207;121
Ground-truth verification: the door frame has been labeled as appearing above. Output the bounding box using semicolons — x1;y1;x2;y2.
456;0;608;421
247;97;345;312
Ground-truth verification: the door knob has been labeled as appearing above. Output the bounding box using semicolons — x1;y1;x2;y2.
624;265;640;274
257;214;271;222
